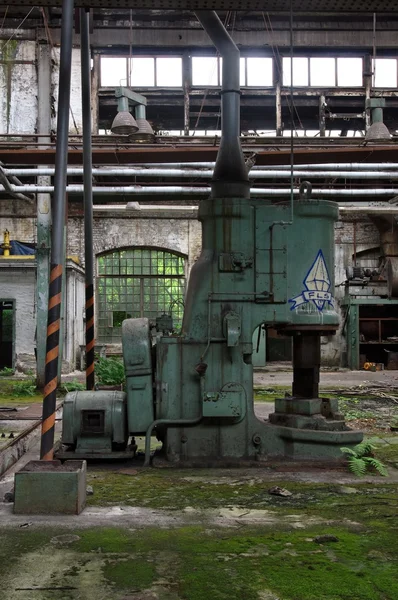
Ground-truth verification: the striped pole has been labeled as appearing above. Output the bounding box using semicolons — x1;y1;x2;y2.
41;264;63;460
85;283;95;389
80;8;95;390
40;0;74;460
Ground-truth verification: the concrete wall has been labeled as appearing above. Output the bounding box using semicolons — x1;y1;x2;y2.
64;262;85;371
0;41;82;136
0;41;37;135
0;263;36;368
66;214;202;273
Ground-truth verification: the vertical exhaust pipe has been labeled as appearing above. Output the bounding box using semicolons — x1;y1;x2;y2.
195;11;249;199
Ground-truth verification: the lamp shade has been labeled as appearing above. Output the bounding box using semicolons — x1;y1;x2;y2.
129;118;155;142
364;122;391;142
111;111;139;135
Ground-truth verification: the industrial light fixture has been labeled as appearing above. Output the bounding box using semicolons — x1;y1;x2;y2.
129;104;155;143
110;96;138;135
364;98;391;142
111;87;154;142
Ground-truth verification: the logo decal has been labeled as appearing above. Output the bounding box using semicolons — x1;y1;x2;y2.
289;250;334;312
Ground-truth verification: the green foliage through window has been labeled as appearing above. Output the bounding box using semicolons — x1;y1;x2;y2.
97;248;186;343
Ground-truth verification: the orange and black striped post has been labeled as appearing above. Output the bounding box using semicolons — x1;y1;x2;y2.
85;284;95;390
40;0;74;460
80;8;95;391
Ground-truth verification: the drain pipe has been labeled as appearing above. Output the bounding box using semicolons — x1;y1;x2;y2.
195;11;249;199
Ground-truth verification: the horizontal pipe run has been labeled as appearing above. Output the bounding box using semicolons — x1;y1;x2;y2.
91;203;398;215
5;168;398;180
4;184;398;197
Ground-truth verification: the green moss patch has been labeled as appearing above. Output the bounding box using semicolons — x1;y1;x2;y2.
1;524;398;600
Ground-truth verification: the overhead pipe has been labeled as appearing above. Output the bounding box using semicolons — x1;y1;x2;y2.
4;167;398;180
4;184;398;197
195;11;249;199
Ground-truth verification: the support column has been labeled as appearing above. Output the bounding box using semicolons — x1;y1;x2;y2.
364;54;372;132
81;8;95;390
276;82;282;137
182;51;191;136
91;53;100;135
40;0;74;461
319;94;326;137
36;42;51;390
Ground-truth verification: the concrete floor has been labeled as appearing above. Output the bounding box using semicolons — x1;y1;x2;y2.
0;369;397;599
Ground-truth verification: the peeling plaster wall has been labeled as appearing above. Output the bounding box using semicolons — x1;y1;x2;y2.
51;47;83;134
66;215;202;274
0;41;37;134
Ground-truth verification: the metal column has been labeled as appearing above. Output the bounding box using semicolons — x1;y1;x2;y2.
36;42;52;389
40;0;74;460
80;8;95;390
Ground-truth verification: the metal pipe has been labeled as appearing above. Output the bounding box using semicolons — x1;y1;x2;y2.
4;184;398;197
5;167;398;179
40;0;74;462
144;416;203;467
80;8;95;392
195;11;249;198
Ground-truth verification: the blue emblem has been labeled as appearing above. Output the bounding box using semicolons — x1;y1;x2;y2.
289;250;334;312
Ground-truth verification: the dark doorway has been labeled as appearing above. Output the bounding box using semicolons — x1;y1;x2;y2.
0;300;14;369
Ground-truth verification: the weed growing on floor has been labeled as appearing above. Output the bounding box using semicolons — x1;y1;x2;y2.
11;380;37;397
96;357;125;386
0;367;14;376
341;440;388;477
61;380;85;393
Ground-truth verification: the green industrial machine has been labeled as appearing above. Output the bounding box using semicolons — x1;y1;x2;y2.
61;11;362;465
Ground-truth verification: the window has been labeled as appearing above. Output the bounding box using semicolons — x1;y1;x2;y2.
156;57;182;86
97;248;186;343
374;58;397;88
246;57;273;86
337;57;363;87
310;57;336;86
129;57;155;86
192;57;219;86
192;56;272;87
283;57;309;86
283;56;364;88
100;57;127;86
100;56;182;88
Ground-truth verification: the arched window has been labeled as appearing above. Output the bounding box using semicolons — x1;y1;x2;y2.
97;248;186;343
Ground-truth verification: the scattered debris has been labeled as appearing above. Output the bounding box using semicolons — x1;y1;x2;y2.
3;490;14;503
338;486;358;495
268;486;292;497
86;485;94;496
314;535;339;544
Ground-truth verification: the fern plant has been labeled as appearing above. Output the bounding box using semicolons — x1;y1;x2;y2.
341;440;388;477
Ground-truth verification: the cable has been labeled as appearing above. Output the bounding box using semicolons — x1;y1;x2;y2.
1;6;36;51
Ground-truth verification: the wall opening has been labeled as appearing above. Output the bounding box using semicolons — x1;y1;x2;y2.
0;300;14;369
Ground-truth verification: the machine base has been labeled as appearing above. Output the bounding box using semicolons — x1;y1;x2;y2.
56;448;137;461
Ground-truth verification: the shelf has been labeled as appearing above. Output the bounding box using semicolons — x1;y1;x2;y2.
360;341;398;345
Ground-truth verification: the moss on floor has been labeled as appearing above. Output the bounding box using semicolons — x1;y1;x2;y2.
1;522;398;600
